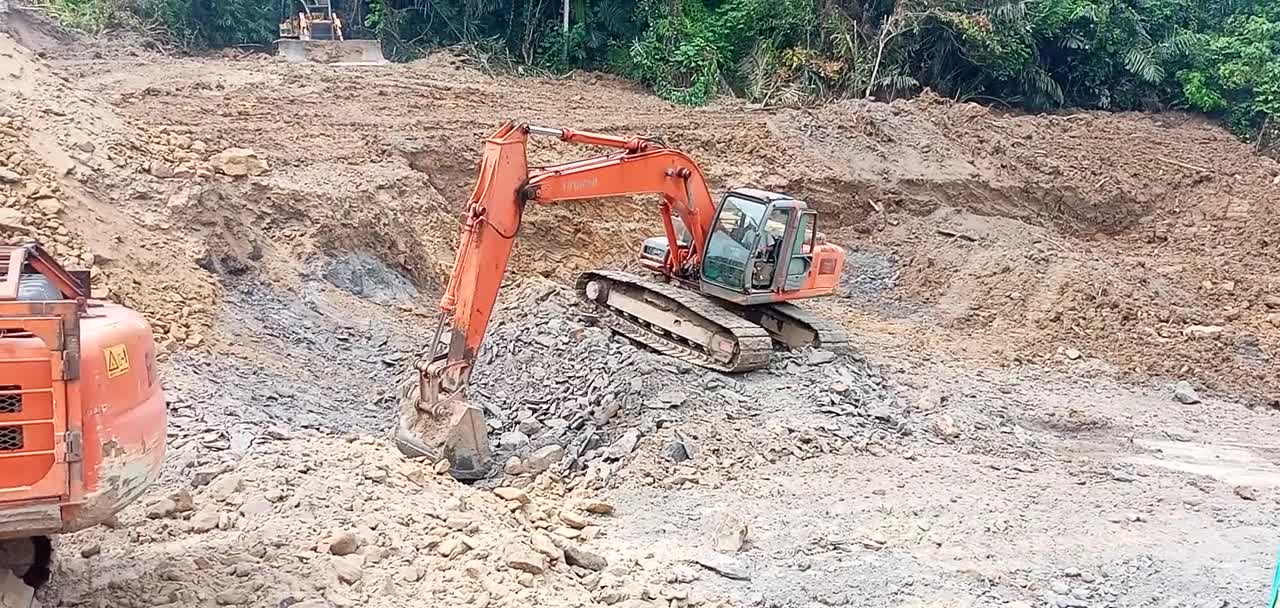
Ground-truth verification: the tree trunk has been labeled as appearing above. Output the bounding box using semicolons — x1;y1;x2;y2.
561;0;569;62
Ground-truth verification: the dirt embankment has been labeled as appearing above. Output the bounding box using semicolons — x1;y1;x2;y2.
789;96;1280;404
7;22;1280;401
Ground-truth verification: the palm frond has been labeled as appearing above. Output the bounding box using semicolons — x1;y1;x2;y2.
988;0;1026;23
739;39;777;101
1021;63;1063;106
1074;4;1104;22
1155;31;1201;60
1123;47;1164;83
1062;31;1089;50
871;71;919;98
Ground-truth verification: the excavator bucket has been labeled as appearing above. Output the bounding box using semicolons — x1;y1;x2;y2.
393;361;491;480
274;39;387;65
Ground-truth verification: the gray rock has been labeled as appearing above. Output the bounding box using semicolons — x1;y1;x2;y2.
663;439;691;463
0;208;24;230
1162;427;1194;442
208;475;244;502
931;414;960;439
210;147;268;177
694;552;750;580
239;495;274;517
290;600;336;608
668;564;700;583
326;531;360;556
593;400;621;424
168;489;195;513
712;514;749;553
398;565;423;582
1173;381;1201;404
503;457;526;476
149;161;175;178
1051;582;1070;595
518;416;545;437
265;426;292;440
504;544;548;574
189;507;220;532
145;498;178;519
500;430;531;452
190;465;230;488
34;197;63;215
604;430;641;461
523;444;565;473
214;587;254;605
331;555;364;584
563;544;608;571
653;390;688;409
807;349;836;365
0;168;22;183
915;385;944;411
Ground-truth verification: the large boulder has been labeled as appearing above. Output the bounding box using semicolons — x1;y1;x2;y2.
209;148;268;177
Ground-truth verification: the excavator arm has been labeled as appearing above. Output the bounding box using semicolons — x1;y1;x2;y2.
398;121;721;479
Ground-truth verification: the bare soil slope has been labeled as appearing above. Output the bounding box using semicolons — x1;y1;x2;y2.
43;42;1280;403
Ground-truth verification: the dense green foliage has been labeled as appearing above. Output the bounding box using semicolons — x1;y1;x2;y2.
43;0;1280;141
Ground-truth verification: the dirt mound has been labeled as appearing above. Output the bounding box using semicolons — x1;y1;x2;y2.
0;32;226;350
762;93;1280;404
775;93;1280;235
49;430;651;608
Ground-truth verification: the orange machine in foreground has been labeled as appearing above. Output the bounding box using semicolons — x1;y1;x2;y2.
0;244;166;544
399;122;849;479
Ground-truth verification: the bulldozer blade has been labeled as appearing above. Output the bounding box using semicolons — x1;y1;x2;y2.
274;39;388;65
395;377;491;480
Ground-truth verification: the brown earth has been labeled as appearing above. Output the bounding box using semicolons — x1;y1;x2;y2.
16;28;1278;405
2;8;1280;608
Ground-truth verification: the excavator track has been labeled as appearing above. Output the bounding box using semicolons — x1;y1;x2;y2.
576;271;774;373
744;301;851;351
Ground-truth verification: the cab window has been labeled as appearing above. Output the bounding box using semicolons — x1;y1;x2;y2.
703;196;767;290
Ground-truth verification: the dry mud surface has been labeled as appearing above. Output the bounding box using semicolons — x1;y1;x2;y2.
2;10;1280;608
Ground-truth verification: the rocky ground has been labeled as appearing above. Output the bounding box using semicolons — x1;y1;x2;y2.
2;5;1280;608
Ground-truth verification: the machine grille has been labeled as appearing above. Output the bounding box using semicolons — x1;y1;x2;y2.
0;385;21;414
0;426;22;452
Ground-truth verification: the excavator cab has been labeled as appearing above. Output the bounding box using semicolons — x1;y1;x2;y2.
700;189;824;304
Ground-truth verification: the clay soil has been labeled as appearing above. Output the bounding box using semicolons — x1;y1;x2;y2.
3;8;1280;608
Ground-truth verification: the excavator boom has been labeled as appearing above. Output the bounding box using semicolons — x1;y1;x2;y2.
398;121;845;479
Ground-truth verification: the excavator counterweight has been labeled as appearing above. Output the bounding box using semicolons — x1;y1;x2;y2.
397;122;847;479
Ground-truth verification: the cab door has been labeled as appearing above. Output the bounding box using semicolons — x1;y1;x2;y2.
749;206;816;295
701;194;815;302
779;210;817;292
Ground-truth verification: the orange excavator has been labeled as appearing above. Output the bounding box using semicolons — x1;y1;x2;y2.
398;122;848;479
0;244;166;588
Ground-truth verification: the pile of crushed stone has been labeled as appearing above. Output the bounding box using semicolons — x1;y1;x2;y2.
413;279;914;488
